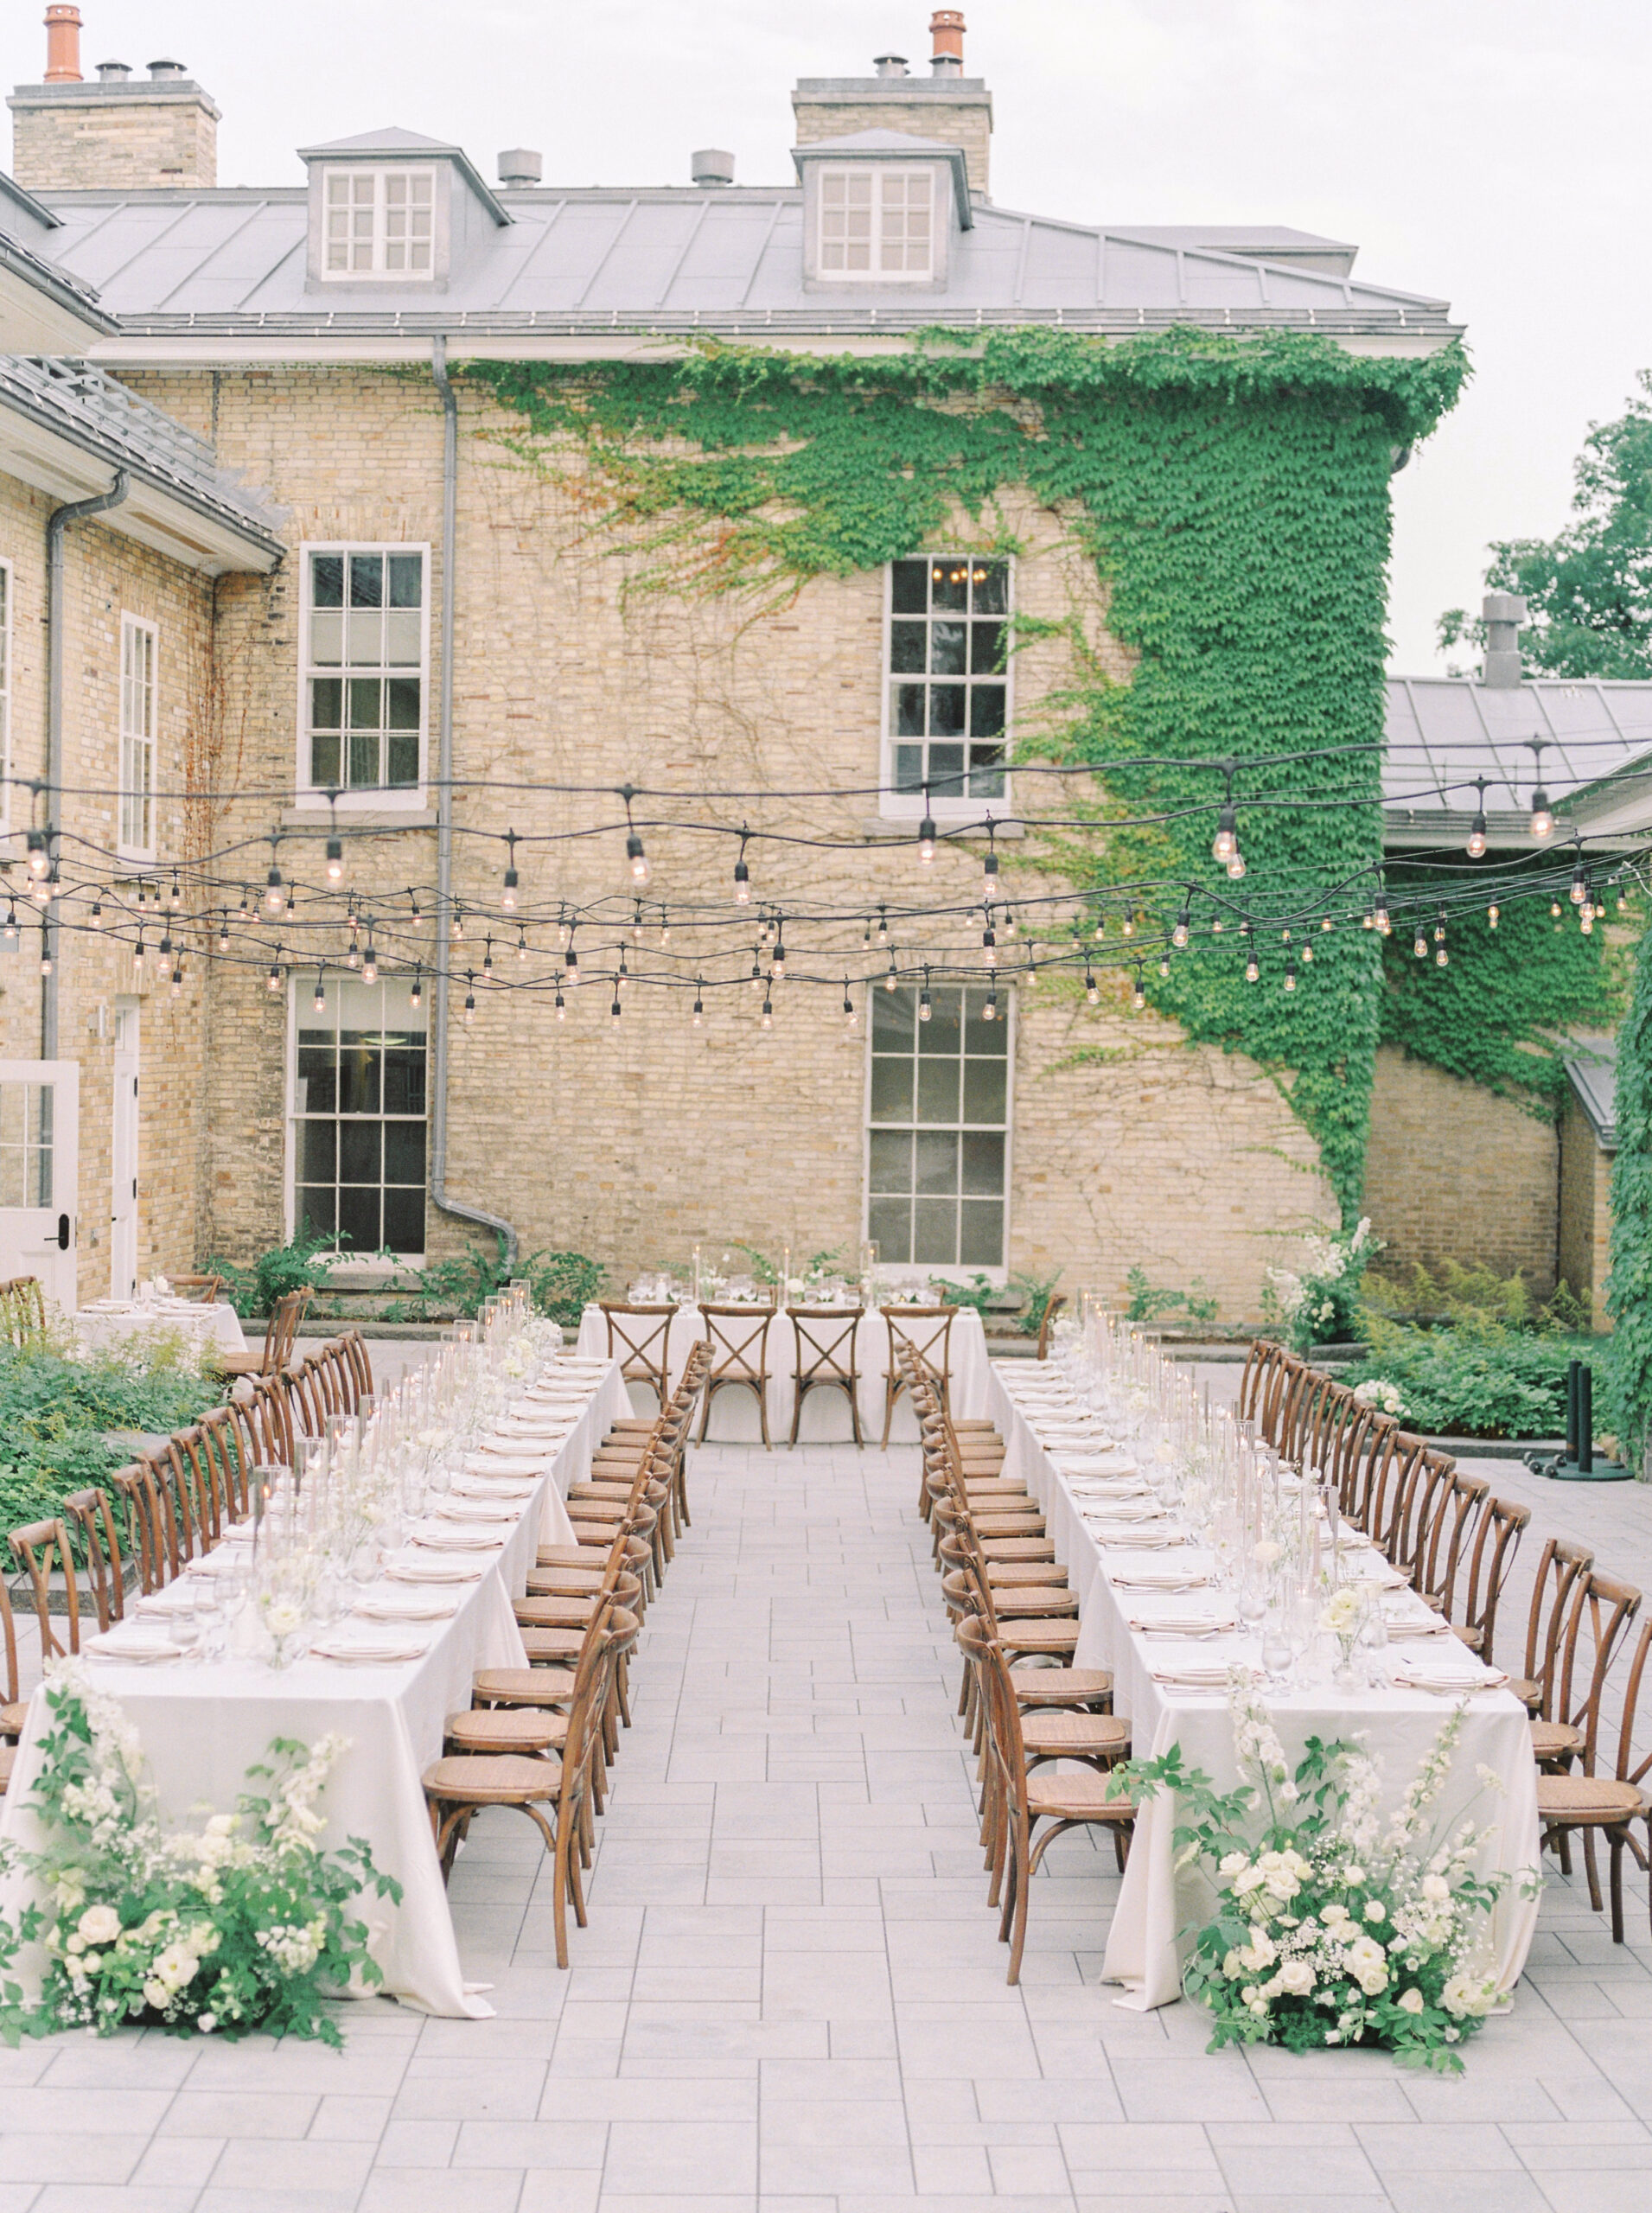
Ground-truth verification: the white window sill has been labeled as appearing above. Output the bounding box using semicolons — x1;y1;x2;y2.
284;804;437;830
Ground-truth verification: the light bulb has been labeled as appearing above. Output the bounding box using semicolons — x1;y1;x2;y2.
1581;910;1595;935
1245;954;1260;983
983;851;999;901
1488;903;1500;928
1321;914;1332;931
884;960;897;992
325;836;344;884
217;915;230;953
772;943;787;980
609;995;622;1024
984;991;998;1022
917;815;937;865
264;866;284;915
450;906;464;941
877;909;889;945
29;876;48;909
516;931;527;961
1212;917;1224;934
170;965;183;998
844;996;859;1031
168;871;181;910
1571;862;1587;904
1173;909;1190;948
983;928;998;968
1283;959;1297;993
464;989;476;1025
39;947;52;978
1302;941;1314;963
501;870;519;912
91;896;102;922
1413;929;1427;959
1467;819;1487;859
267;960;282;993
761;998;774;1030
1085;972;1100;1005
918;989;932;1022
24;832;47;878
347;942;360;971
132;934;144;968
1436;944;1449;966
565;948;579;984
411;970;423;1011
733;857;750;903
362;947;379;984
1226;855;1247;881
1434;909;1446;941
1132;972;1145;1011
627;832;650;884
691;994;703;1027
556;989;567;1021
1375;901;1392;936
1531;794;1554;840
313;976;327;1013
1212;804;1237;864
237;889;251;922
1158;953;1170;978
1122;907;1136;938
1550;900;1562;918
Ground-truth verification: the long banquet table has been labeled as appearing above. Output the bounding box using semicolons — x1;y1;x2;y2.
0;1354;628;2019
987;1360;1542;2011
577;1301;992;1441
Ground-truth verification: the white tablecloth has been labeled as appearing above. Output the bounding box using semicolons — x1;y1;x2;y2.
988;1362;1542;2012
0;1355;628;2019
576;1302;992;1441
74;1299;248;1363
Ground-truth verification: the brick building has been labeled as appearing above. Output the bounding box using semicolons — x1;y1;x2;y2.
0;8;1467;1320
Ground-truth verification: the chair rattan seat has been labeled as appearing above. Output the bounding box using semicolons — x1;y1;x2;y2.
474;1667;575;1705
1026;1770;1135;1819
1008;1665;1113;1707
1021;1712;1129;1756
0;1701;26;1739
1531;1719;1586;1761
520;1627;584;1661
423;1753;560;1805
446;1707;563;1755
1537;1775;1647;1822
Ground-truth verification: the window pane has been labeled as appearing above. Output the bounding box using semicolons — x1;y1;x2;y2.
297;1122;336;1182
349;553;384;607
928;743;965;795
971;622;1004;674
891;560;928;614
913;1196;957;1265
892;743;923;791
386;676;420;729
963;989;1008;1055
894;683;926;737
310;734;341;785
386;731;420;786
310;553;344;608
962;1058;1007;1123
868;1129;913;1193
385;609;422;665
914;1131;959;1195
928;685;966;736
872;984;915;1048
309;612;343;666
383;1119;425;1183
931;560;967;612
970;686;1005;737
916;1060;960;1124
973;563;1009;615
296;1043;337;1113
870;1056;914;1121
930;621;966;676
961;1130;1005;1196
338;1043;381;1114
348;676;382;730
339;1122;382;1186
383;1185;425;1253
960;1199;1004;1267
385;552;423;608
337;1185;380;1253
890;621;926;673
348;731;380;785
967;753;1005;798
919;988;964;1054
297;1185;336;1236
867;1195;912;1266
382;1045;426;1115
346;609;383;662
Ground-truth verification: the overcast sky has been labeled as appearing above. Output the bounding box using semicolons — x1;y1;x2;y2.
10;0;1648;673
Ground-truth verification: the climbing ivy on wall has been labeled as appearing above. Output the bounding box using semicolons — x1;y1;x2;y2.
466;328;1470;1223
1378;867;1626;1113
1607;921;1652;1465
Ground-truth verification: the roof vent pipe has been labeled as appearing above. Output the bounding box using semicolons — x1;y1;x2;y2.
874;54;909;77
497;147;542;185
147;57;187;80
95;59;131;80
1482;590;1527;690
929;9;966;75
43;4;82;84
691;148;735;185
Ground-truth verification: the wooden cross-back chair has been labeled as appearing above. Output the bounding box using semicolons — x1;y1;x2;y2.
787;1306;864;1445
1415;1467;1488;1617
1035;1296;1067;1361
1236;1339;1279;1428
1513;1536;1596;1718
170;1274;222;1304
1257;1347;1303;1451
879;1304;957;1447
1391;1446;1460;1592
1539;1606;1652;1942
62;1486;131;1633
600;1303;676;1412
10;1515;84;1661
1537;1569;1642;1780
217;1286;311;1381
698;1304;775;1444
1449;1491;1529;1663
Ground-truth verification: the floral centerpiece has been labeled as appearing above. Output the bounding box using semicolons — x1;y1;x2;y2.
0;1666;399;2046
1266;1218;1381;1352
1111;1691;1531;2072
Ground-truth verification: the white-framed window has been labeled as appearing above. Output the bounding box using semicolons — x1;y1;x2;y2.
118;613;156;858
322;168;435;277
299;545;428;799
0;560;11;833
290;972;429;1258
866;982;1011;1271
884;554;1010;812
819;167;934;278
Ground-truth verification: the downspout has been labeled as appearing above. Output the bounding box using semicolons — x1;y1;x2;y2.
429;338;518;1268
44;469;128;1058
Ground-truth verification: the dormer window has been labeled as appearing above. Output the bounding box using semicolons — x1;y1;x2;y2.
820;168;933;278
322;168;435;277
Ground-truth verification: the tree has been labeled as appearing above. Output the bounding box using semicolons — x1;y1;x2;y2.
1439;369;1652;679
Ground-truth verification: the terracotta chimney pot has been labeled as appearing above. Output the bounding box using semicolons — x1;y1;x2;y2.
929;10;966;73
43;3;83;84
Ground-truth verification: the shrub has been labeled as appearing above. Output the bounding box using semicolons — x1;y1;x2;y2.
1125;1266;1220;1328
401;1235;603;1327
204;1228;345;1321
1341;1318;1580;1438
1011;1270;1064;1338
1363;1260;1590;1335
0;1339;219;1534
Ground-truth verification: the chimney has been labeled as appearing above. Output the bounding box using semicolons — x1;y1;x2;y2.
9;22;220;190
1482;591;1527;689
691;147;735;186
497;147;543;185
792;13;992;195
930;10;966;75
43;4;80;83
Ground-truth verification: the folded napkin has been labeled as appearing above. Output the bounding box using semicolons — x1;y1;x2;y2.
1127;1610;1237;1636
1056;1453;1139;1478
86;1624;182;1662
499;1419;574;1440
1087;1524;1188;1550
1150;1657;1248;1689
354;1591;460;1622
475;1438;552;1464
1070;1496;1159;1519
411;1525;506;1552
1109;1566;1209;1591
1388;1656;1508;1693
309;1634;428;1665
1341;1560;1406;1591
1384;1617;1452;1642
386;1558;484;1585
450;1479;536;1502
432;1497;521;1524
135;1586;204;1617
464;1452;545;1478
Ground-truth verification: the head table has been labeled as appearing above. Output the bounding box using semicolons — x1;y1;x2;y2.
0;1350;628;2019
576;1299;992;1442
73;1297;249;1365
989;1359;1540;2012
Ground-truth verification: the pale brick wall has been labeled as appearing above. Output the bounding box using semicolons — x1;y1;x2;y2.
117;363;1342;1318
791;90;992;194
9;89;218;190
1364;1044;1558;1294
0;470;217;1303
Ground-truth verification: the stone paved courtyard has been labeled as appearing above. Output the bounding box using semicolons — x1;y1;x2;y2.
3;1435;1652;2210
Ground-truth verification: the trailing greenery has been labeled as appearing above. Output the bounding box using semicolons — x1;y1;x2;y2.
390;1234;603;1327
1010;1269;1064;1337
1364;1260;1590;1334
1605;921;1652;1467
1124;1266;1219;1327
204;1228;345;1323
1341;1317;1583;1439
1377;869;1625;1111
0;1340;219;1540
466;329;1470;1221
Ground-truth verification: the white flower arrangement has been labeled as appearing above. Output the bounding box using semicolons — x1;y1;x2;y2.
0;1666;400;2049
1108;1689;1530;2071
1352;1378;1410;1420
1266;1219;1381;1353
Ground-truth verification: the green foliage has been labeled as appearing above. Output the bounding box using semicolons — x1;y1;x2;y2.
1440;370;1652;679
932;1272;998;1317
1124;1266;1220;1327
1343;1317;1582;1438
1377;872;1623;1112
403;1234;604;1327
466;329;1471;1223
1364;1260;1591;1333
0;1341;218;1535
1605;920;1652;1466
1010;1269;1064;1337
206;1228;343;1321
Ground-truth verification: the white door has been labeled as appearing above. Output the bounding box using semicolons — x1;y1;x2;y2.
0;1059;79;1314
111;1000;139;1300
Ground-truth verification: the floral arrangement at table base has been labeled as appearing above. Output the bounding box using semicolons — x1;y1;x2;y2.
0;1665;400;2046
1111;1692;1536;2073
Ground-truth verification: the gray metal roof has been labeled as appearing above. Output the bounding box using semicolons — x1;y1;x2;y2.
29;181;1457;340
1564;1035;1617;1151
0;170;115;341
1382;675;1652;846
0;354;283;556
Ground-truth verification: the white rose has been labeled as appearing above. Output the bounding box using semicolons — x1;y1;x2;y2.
1279;1959;1316;1995
1421;1874;1450;1903
1363;1899;1386;1923
1395;1987;1425;2014
152;1943;198;1992
143;1977;170;2008
1218;1852;1249;1879
77;1904;121;1946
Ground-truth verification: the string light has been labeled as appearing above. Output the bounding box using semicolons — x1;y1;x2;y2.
1158;952;1170;979
772;933;787;980
1301;939;1314;964
1528;738;1554;840
761;989;774;1030
264;839;285;915
325;832;344;884
1434;905;1447;943
1244;925;1260;984
983;845;999;902
884;953;898;992
24;830;47;880
918;971;933;1022
1571;850;1588;904
877;905;889;946
167;869;181;911
733;831;751;904
692;977;705;1026
516;928;528;962
501;830;520;911
236;886;251;922
617;947;630;992
313;969;326;1014
462;975;476;1024
450;901;464;941
266;948;284;993
1374;889;1392;936
660;913;670;947
90;894;101;922
1132;966;1145;1011
749;950;764;991
554;977;566;1020
843;980;858;1032
1284;953;1298;992
1413;923;1427;959
632;902;645;945
410;965;423;1011
362;933;379;985
1085;967;1100;1005
1467;777;1489;859
983;984;998;1021
1488;902;1500;928
482;938;493;984
409;887;423;922
132;932;144;970
622;785;650;886
1173;902;1190;949
917;809;937;866
170;961;183;999
564;941;579;985
609;991;622;1024
217;910;230;953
